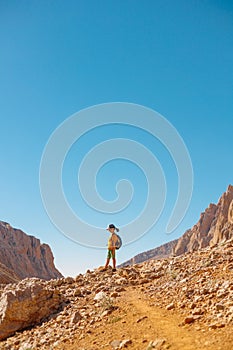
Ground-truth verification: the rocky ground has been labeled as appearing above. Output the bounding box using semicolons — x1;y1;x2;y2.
0;238;233;350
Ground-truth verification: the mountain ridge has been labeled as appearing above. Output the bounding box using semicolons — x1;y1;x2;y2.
174;184;233;255
0;220;63;283
121;184;233;266
120;239;178;267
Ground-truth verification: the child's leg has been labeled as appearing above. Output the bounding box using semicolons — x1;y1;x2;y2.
104;258;110;269
113;258;116;269
104;250;111;268
112;249;116;269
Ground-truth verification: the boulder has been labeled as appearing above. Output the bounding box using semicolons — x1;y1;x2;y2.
0;278;64;340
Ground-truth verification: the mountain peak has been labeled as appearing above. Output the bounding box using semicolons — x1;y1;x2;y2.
122;185;233;266
174;184;233;255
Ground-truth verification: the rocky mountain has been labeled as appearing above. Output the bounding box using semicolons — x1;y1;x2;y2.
0;221;63;283
0;238;233;349
0;261;20;285
122;185;233;266
174;184;233;255
120;239;178;267
0;186;233;349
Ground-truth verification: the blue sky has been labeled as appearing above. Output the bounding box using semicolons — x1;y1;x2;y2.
0;0;233;276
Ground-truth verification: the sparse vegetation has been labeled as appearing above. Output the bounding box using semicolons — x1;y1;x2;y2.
109;316;122;323
166;266;179;280
98;294;115;313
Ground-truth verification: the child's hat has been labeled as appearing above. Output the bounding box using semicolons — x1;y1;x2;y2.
106;224;116;230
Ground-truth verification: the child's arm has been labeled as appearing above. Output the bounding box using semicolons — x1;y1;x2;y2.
111;234;118;249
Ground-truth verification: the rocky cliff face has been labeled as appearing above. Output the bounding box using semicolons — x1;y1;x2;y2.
0;221;63;283
174;185;233;255
0;261;20;285
121;185;233;266
120;239;178;267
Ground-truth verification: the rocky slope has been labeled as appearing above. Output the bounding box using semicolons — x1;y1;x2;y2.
122;185;233;266
0;221;62;283
0;238;232;349
174;184;233;255
120;239;178;267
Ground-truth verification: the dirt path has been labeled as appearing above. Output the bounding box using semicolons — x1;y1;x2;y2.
56;287;233;350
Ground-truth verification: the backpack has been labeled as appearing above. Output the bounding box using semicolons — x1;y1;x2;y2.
115;234;122;250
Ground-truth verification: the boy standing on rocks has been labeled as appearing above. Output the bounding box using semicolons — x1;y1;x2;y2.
103;224;119;271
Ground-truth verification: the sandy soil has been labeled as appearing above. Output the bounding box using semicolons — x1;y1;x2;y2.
55;287;233;350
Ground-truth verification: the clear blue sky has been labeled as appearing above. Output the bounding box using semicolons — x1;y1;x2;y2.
0;0;233;276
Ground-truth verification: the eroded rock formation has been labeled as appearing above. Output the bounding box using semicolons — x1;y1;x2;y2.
0;221;62;283
174;185;233;255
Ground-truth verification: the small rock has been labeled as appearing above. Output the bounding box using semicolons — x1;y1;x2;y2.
94;291;107;301
111;292;119;298
136;316;148;323
101;309;113;317
192;308;203;315
146;338;166;349
70;311;82;324
73;288;82;297
184;316;195;324
180;278;187;283
140;278;150;284
56;315;63;322
111;340;121;349
209;323;225;329
166;303;175;310
215;303;225;311
64;276;74;284
19;342;33;350
120;339;132;348
115;287;126;292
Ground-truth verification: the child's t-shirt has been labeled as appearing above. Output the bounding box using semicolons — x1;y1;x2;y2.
108;233;118;249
